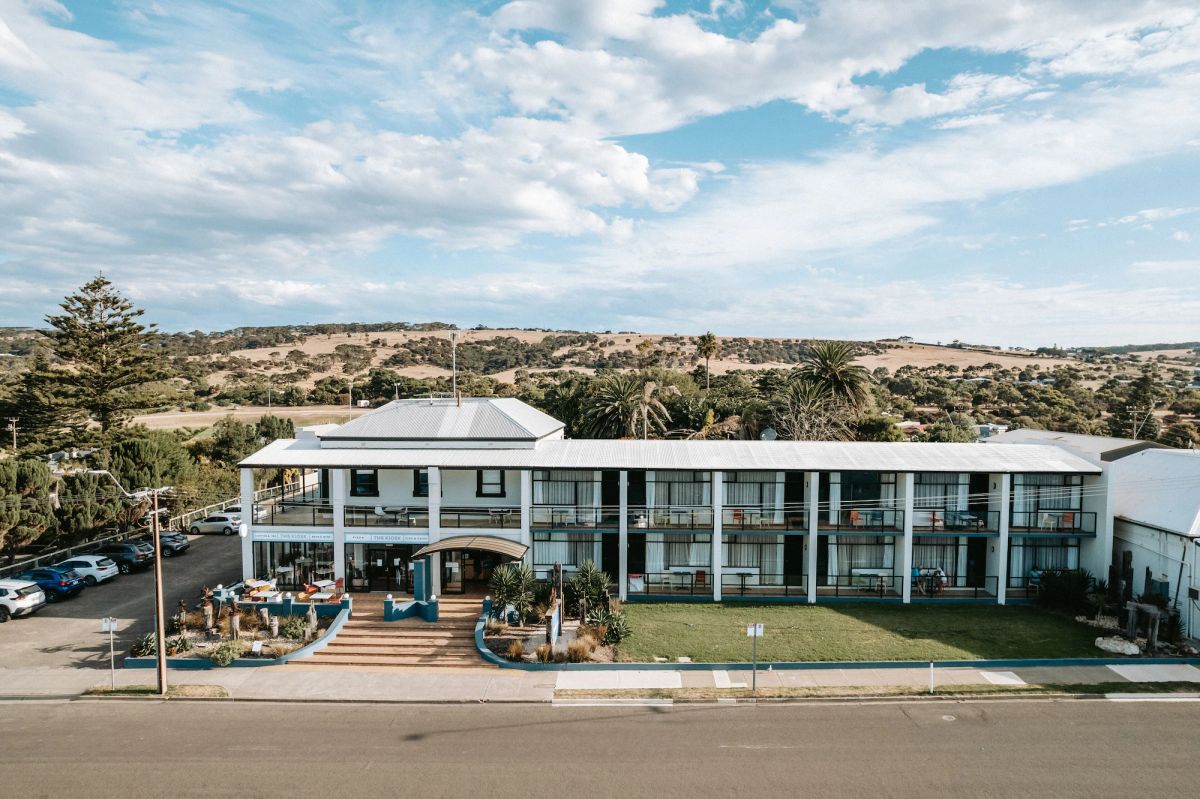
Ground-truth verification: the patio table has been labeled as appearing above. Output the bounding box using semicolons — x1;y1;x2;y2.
309;592;333;601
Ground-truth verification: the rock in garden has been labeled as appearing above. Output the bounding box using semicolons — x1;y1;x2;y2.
1095;636;1140;656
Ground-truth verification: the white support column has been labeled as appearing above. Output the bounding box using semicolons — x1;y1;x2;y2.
901;472;915;604
618;470;629;601
806;471;819;604
520;469;533;567
712;471;723;602
428;466;442;596
239;468;254;580
997;473;1011;605
331;468;347;583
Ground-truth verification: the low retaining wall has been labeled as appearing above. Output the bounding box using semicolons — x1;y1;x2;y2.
383;597;438;622
124;607;351;670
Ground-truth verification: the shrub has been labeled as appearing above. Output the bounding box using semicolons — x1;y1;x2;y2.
1037;569;1094;614
281;616;308;640
130;632;157;657
490;563;536;624
164;635;192;656
484;618;509;636
505;640;526;662
535;643;554;663
566;560;611;618
567;634;598;663
586;608;631;645
209;640;243;667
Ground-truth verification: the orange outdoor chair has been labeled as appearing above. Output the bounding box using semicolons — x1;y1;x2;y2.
1059;512;1075;531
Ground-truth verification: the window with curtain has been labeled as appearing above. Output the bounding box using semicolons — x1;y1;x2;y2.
724;472;778;507
532;470;595;505
835;536;894;572
651;471;710;506
723;534;784;580
913;535;958;572
914;473;966;511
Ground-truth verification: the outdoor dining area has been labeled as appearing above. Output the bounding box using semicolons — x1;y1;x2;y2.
240;576;346;604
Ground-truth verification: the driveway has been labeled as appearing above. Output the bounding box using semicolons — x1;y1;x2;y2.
0;534;242;669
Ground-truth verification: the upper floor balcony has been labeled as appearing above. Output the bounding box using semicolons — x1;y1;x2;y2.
1009;510;1096;536
911;509;1000;534
721;503;808;531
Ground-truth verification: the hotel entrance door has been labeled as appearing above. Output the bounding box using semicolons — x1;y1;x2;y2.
346;543;414;593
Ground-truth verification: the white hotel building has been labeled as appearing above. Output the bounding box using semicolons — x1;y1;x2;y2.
238;397;1106;604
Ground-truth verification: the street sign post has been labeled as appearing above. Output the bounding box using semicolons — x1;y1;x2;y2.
101;617;118;690
746;623;764;693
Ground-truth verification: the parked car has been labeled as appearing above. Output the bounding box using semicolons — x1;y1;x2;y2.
13;567;87;601
225;504;268;522
0;579;46;622
133;530;191;557
53;554;120;586
91;542;153;574
189;512;242;536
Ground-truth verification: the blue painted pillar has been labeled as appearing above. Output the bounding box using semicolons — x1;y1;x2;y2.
413;557;433;603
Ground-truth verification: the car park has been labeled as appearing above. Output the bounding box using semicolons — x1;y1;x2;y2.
133;530;191;557
189;513;242;535
90;542;153;574
0;579;46;622
13;567;87;602
53;554;120;586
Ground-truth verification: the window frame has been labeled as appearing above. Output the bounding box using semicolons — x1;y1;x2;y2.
413;469;429;498
476;469;506;498
350;469;379;498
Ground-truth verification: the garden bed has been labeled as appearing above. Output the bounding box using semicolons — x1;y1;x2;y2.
616;603;1109;663
129;606;334;666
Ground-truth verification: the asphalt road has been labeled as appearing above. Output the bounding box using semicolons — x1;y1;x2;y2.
0;533;242;669
3;699;1198;797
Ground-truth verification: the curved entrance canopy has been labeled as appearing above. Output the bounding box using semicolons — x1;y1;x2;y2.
411;535;528;561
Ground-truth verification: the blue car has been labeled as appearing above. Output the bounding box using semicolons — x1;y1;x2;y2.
14;567;87;602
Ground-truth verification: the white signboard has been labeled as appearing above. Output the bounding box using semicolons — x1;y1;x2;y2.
251;530;334;543
101;617;118;633
746;623;764;638
344;531;429;545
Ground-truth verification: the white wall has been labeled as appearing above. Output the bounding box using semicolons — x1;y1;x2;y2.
340;467;522;509
1114;519;1198;636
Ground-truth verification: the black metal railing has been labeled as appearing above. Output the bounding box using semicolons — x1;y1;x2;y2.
816;508;904;533
911;509;999;533
628;506;714;530
626;570;713;595
440;506;521;529
912;573;998;599
1009;511;1096;535
253;502;335;527
343;506;430;528
721;504;808;531
720;572;807;597
529;505;622;529
818;573;904;597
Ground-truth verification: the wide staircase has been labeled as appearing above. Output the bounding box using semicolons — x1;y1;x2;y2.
300;596;490;669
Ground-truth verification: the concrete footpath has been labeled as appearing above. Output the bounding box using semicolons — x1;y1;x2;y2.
4;662;1200;703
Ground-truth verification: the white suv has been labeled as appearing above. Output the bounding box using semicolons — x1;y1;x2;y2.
0;579;47;622
189;513;242;535
54;554;120;586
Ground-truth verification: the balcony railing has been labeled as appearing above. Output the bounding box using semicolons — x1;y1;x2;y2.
721;503;808;531
627;570;712;595
629;506;714;530
911;509;1000;533
817;508;904;533
912;572;998;599
343;506;429;528
254;502;335;527
816;573;904;598
440;506;522;529
530;505;622;529
720;571;807;597
1009;510;1096;535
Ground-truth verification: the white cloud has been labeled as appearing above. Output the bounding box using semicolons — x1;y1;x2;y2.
1172;230;1193;242
1130;259;1200;274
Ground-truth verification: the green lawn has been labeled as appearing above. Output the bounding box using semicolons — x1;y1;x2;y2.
617;603;1102;663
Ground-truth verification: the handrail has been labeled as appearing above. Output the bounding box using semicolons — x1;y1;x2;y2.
440;506;521;529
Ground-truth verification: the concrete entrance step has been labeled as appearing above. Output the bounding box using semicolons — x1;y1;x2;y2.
304;654;489;668
323;645;479;657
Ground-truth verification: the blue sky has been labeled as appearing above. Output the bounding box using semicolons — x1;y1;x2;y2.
0;0;1198;346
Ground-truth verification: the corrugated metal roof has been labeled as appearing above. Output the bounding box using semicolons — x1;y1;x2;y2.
1111;449;1200;537
242;437;1100;473
321;398;564;441
412;536;528;560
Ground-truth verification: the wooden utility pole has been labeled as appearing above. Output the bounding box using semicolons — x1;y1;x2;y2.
152;489;168;695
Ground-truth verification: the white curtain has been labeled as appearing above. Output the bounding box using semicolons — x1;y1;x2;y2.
913;535;958;573
723;535;783;583
723;472;778;506
532;470;595;505
651;471;711;506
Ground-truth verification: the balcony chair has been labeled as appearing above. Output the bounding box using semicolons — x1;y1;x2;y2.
1059;512;1075;531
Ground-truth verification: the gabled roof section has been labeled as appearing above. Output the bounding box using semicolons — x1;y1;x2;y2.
319;397;564;443
985;429;1167;463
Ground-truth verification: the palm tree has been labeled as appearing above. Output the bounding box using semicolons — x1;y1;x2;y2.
772;379;852;441
797;340;873;409
583;374;673;439
696;332;719;391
